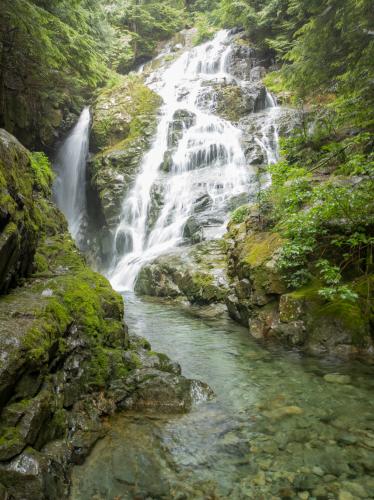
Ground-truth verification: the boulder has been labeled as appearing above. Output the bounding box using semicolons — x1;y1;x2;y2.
121;368;213;413
136;240;230;305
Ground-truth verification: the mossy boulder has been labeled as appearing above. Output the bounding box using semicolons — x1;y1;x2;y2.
135;240;230;305
277;283;373;355
215;82;267;122
226;220;286;324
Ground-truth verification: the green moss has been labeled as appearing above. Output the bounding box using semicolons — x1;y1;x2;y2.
130;352;142;368
92;75;161;153
314;301;368;344
215;85;248;122
182;272;227;304
242;232;284;267
33;253;49;274
0;427;23;447
289;280;322;300
29;152;54;196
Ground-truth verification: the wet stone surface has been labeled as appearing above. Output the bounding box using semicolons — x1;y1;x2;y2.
71;294;374;500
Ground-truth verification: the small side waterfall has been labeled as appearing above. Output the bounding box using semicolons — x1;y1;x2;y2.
53;107;91;242
109;30;281;291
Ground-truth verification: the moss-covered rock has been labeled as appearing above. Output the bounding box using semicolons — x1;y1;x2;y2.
225;205;373;355
0;130;55;294
215;83;267;122
88;76;162;235
135;240;230;306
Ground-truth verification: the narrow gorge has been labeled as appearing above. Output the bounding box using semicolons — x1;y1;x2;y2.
0;1;373;499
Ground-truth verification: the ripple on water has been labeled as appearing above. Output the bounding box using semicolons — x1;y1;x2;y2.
71;294;374;499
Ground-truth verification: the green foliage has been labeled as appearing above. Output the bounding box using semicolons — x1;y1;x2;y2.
193;13;218;45
0;0;108;147
105;0;186;72
316;259;358;303
264;110;373;304
217;0;374;130
30;152;54;196
231;204;251;224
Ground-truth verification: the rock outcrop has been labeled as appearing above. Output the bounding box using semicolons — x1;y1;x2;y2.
0;130;209;499
225;205;374;356
0;131;46;294
86;76;162;265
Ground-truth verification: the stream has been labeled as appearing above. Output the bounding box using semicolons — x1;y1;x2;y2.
71;294;374;499
52;29;374;500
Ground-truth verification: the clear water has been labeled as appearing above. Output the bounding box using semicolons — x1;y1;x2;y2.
71;294;374;499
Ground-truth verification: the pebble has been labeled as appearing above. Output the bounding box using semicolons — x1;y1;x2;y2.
324;374;351;384
264;406;304;419
312;466;324;477
338;491;354;500
342;481;367;498
253;471;266;486
298;492;309;499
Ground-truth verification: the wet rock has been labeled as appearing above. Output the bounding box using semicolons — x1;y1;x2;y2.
183;216;204;243
215;82;267;121
193;193;213;213
0;448;66;500
167;109;196;148
0;130;42;294
136;240;230;304
226;39;267;81
86;77;162;261
122;368;213;413
238;107;298;166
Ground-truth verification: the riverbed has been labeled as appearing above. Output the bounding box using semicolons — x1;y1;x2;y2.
71;293;374;499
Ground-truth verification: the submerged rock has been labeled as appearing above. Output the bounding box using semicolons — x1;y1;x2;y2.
121;368;213;413
323;374;351;385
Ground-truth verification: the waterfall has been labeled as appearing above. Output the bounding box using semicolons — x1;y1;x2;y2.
53;107;91;242
110;31;280;292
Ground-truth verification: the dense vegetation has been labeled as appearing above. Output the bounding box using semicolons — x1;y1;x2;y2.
0;0;196;148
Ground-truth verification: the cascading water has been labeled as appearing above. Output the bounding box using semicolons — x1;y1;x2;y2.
110;31;280;291
53;107;91;242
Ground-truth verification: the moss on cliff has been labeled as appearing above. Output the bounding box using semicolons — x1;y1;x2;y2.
88;76;162;235
0;130;58;294
241;232;284;268
91;75;161;153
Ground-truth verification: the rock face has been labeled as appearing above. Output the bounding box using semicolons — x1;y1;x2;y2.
135;240;230;306
225;205;374;356
0;130;208;499
86;76;162;265
0;130;42;294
